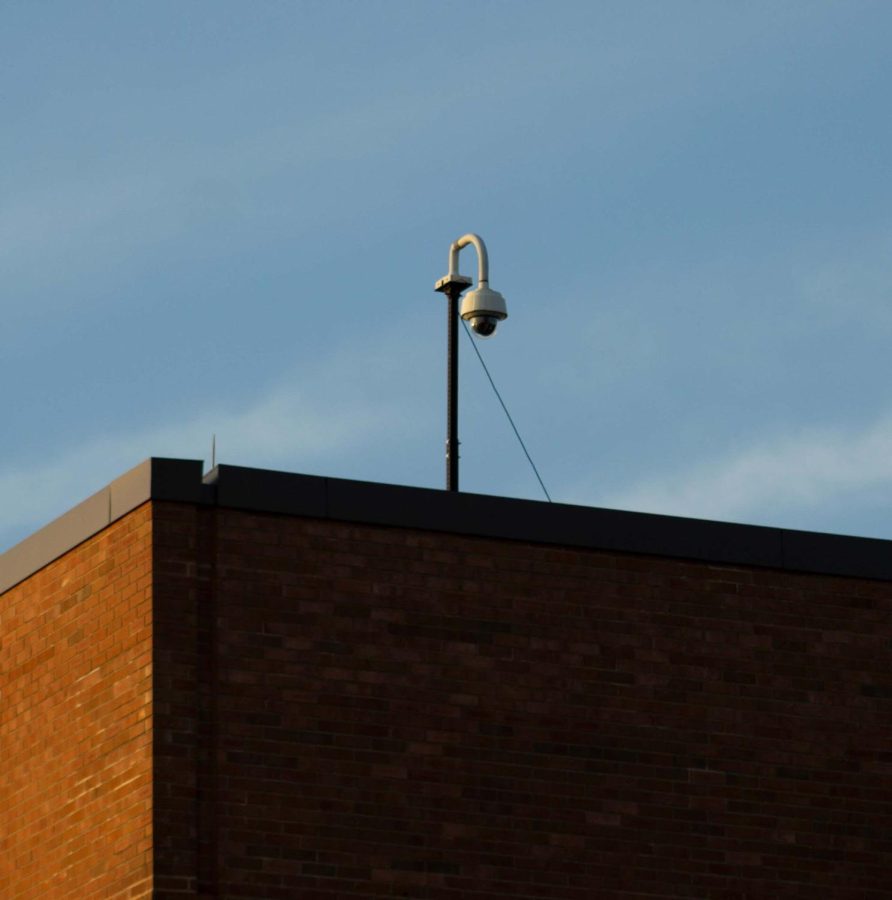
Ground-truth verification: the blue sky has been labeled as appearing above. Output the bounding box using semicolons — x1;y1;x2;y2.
4;1;892;549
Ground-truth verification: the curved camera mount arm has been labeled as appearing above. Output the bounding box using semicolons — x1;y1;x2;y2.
447;233;490;286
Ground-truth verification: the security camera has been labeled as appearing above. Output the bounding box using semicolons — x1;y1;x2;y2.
468;315;499;337
460;282;508;339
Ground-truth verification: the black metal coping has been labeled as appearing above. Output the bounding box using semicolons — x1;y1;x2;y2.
2;456;892;595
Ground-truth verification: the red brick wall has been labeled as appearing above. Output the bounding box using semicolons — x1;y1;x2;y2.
0;504;153;899
151;502;892;899
151;501;218;897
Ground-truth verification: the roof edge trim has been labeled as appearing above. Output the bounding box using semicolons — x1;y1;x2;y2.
0;458;204;594
4;457;892;594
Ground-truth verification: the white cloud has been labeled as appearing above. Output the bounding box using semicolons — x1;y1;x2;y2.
0;372;403;552
597;412;892;526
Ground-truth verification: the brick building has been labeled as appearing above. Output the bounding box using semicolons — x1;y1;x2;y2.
2;457;892;898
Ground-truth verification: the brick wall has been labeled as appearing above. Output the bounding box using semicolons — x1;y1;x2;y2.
151;501;218;896
0;504;153;899
152;502;892;899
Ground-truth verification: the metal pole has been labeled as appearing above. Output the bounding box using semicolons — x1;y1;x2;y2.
435;237;478;492
446;284;460;491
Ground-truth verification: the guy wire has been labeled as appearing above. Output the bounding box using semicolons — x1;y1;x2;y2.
461;320;552;503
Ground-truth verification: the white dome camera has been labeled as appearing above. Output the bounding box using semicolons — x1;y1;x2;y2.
460;283;508;339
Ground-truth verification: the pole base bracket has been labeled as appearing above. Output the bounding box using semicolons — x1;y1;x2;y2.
434;274;473;294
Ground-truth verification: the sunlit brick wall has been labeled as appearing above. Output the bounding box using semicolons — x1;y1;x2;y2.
0;505;153;900
150;502;892;899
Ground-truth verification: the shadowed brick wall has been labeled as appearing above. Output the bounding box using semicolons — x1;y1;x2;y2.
151;501;892;899
0;504;153;899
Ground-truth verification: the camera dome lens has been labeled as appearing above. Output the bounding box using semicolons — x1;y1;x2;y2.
471;316;497;337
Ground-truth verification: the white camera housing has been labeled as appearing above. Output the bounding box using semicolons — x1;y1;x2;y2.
460;283;508;339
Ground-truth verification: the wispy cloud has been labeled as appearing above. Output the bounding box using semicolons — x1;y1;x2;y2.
0;369;404;552
3;6;832;305
792;226;892;329
597;412;892;528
